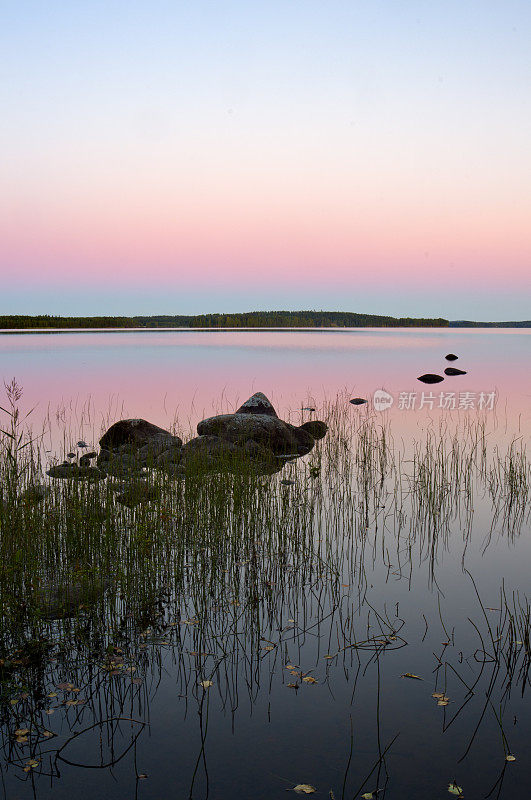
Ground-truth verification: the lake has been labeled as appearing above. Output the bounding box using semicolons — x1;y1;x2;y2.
0;328;529;800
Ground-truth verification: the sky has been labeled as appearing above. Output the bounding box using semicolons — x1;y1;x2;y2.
1;0;530;320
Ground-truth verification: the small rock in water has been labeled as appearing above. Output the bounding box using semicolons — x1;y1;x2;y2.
445;354;458;361
349;398;367;405
417;374;444;384
77;440;88;448
444;367;467;376
67;452;76;459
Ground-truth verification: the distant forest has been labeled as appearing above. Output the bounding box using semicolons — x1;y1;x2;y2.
0;311;449;329
2;312;530;330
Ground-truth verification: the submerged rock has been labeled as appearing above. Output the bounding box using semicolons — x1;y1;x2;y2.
46;464;105;481
173;435;280;476
444;367;467;376
417;374;444;384
19;484;49;505
116;482;161;508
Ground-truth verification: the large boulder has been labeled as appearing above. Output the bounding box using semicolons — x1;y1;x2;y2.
197;393;327;457
197;412;315;456
99;419;182;452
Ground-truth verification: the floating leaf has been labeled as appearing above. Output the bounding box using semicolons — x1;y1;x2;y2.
200;680;213;688
448;782;463;796
432;692;445;699
26;760;39;768
401;673;422;680
15;729;29;736
16;736;28;744
42;730;53;738
293;785;316;794
437;700;449;706
302;676;318;684
47;692;57;698
287;683;298;688
506;754;516;762
361;794;375;800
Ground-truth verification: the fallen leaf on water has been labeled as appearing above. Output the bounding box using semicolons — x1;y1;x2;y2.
200;680;213;689
438;700;449;706
432;692;445;699
47;692;57;698
302;676;318;684
263;645;275;651
57;682;74;691
26;760;39;768
448;782;463;796
45;709;55;715
65;699;78;707
361;794;375;800
401;673;422;680
16;736;28;744
139;773;148;779
506;754;516;762
285;664;296;669
293;784;316;794
287;683;298;688
42;730;53;738
15;729;29;736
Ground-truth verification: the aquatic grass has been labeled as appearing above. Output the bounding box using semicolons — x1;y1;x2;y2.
0;387;530;794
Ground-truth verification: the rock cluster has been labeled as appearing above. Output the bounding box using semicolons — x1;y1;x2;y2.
46;392;328;485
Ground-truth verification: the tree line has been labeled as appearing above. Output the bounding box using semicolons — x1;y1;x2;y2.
0;311;450;329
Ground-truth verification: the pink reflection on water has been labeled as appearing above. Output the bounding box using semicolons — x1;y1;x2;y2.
0;328;529;453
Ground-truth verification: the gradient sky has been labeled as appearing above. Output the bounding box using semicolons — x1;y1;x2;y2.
1;0;530;320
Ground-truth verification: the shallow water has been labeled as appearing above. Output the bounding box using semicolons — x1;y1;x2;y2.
0;328;529;799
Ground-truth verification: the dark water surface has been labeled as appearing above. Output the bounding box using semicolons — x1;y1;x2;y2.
0;328;529;800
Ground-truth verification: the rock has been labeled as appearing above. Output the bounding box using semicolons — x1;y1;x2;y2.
299;420;328;440
137;437;181;466
67;452;76;459
444;367;467;376
99;419;182;452
77;440;88;447
302;407;316;412
46;464;105;481
349;398;367;405
445;354;458;361
79;451;98;465
417;374;444;384
280;479;295;486
156;444;185;468
234;391;278;417
197;412;315;456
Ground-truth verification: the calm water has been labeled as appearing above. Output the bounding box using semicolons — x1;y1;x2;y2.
0;328;530;800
